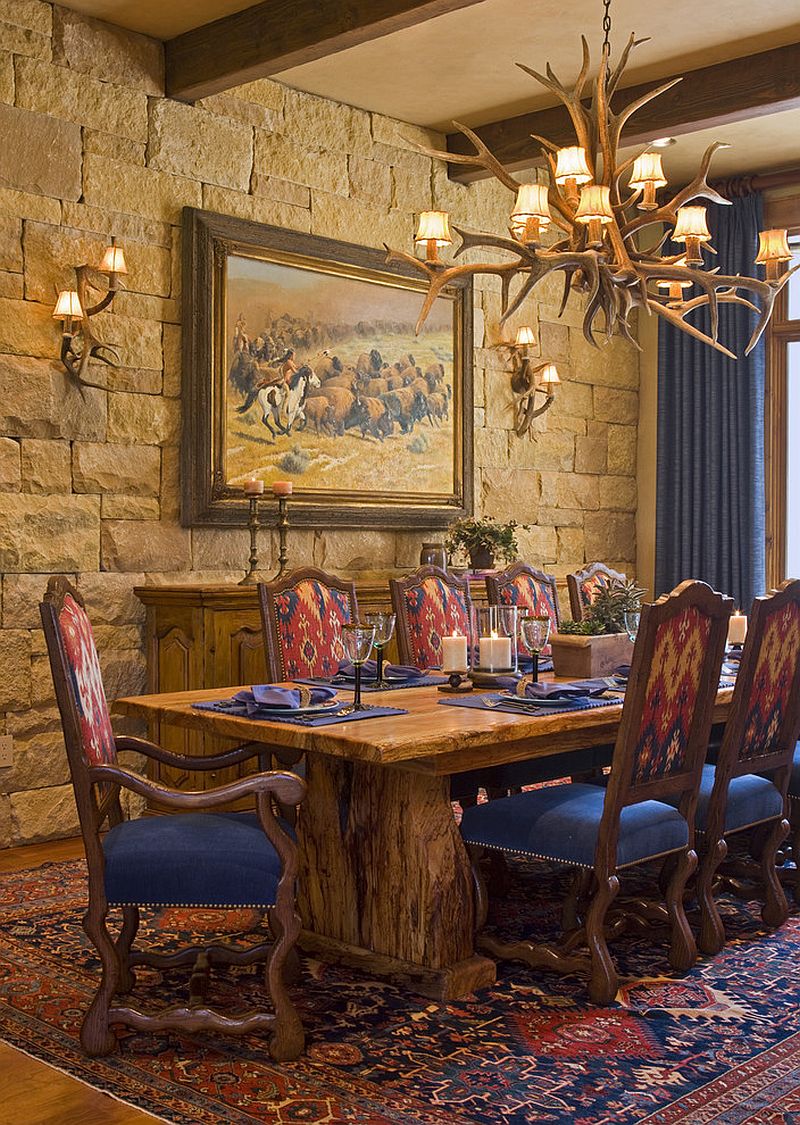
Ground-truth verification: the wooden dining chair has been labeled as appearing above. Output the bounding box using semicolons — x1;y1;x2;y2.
567;561;627;621
390;565;472;669
461;580;732;1003
486;562;561;652
693;579;800;954
40;576;307;1061
258;566;358;680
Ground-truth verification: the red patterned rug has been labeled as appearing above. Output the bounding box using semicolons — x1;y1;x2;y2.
2;855;800;1124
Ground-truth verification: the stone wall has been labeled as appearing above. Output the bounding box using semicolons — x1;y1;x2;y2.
0;2;639;846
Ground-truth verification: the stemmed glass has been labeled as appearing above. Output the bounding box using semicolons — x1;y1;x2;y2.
337;623;376;714
364;612;396;689
623;610;641;644
519;613;551;686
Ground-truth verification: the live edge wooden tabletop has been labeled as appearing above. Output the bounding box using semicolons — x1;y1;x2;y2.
112;680;735;1002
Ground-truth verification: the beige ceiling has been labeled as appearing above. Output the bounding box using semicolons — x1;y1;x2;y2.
60;0;800;179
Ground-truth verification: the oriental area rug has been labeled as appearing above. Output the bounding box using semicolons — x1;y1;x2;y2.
2;856;800;1125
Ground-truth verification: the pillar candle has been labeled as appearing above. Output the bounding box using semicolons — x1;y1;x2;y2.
727;612;747;645
243;477;264;495
272;480;293;496
442;634;468;673
478;632;512;671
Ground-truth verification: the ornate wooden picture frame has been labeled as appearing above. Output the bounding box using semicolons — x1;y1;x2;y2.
181;207;474;529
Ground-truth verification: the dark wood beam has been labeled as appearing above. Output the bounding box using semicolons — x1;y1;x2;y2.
166;0;488;102
447;40;800;182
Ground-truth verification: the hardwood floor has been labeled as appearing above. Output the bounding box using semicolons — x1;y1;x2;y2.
0;836;162;1125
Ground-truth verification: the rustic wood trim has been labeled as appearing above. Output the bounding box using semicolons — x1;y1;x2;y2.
166;0;488;102
181;207;474;531
447;41;800;182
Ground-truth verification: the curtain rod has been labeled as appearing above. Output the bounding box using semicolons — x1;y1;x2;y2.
710;168;800;196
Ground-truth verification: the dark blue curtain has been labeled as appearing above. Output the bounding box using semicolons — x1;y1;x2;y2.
655;192;766;611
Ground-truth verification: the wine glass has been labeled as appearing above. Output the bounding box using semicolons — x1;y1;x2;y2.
364;612;396;689
519;613;551;686
623;610;641;644
337;623;376;714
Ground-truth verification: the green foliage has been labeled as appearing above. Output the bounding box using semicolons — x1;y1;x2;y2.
408;432;429;454
278;445;310;474
559;578;646;635
444;516;526;565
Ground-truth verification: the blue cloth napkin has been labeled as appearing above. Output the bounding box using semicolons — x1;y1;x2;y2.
337;659;423;681
231;683;338;714
439;694;620;716
493;678;614;700
192;699;407;726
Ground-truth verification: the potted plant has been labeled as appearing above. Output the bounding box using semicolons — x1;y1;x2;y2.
551;578;646;677
445;516;524;571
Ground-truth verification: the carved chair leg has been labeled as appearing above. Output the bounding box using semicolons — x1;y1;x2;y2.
697;838;727;955
468;845;489;933
760;817;790;929
265;899;305;1062
114;905;140;994
658;853;679;897
585;872;620;1005
81;896;120;1057
562;868;593;932
267;907;302;985
666;848;698;972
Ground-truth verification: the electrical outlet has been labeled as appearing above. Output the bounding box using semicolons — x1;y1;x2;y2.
0;735;12;769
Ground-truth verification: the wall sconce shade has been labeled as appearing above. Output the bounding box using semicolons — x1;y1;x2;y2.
53;290;83;321
514;325;537;347
100;242;128;275
537;363;560;386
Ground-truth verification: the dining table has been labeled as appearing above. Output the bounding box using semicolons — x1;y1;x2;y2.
113;676;735;1001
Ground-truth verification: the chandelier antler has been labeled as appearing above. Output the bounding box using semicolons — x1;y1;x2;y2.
386;32;799;363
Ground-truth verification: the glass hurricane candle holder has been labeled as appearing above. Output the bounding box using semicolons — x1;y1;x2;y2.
364;611;396;689
519;613;551;685
471;606;518;675
337;623;376;714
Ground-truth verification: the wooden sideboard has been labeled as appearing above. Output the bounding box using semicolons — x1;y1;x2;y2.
134;574;491;800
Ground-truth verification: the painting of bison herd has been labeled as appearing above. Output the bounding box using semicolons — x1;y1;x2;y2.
224;253;460;498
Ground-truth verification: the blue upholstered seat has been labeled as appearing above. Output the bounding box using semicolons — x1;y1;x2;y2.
103;812;284;908
789;744;800;798
690;764;783;833
460;783;689;870
452;745;614;801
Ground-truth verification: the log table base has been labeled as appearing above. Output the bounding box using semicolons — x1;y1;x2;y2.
296;752;496;1000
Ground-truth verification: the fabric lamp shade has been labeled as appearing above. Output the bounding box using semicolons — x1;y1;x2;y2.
755;229;792;264
554;146;592;185
657;257;692;292
575;185;614;224
53;290;83;320
629;152;667;189
538;363;560;386
511;183;551;223
514;325;537;347
673;206;711;243
99;242;127;275
414;211;452;247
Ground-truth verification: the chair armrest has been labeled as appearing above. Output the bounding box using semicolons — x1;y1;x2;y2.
87;763;306;810
115;735;269;771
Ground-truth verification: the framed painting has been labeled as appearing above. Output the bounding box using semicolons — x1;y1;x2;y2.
181;207;473;529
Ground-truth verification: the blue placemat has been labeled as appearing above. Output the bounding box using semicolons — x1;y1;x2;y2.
438;694;621;717
192;700;407;726
293;674;447;692
518;656;554;673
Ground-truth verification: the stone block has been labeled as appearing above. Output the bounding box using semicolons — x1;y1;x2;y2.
0;20;50;61
569;328;640;390
0;435;20;490
574;420;608;475
99;646;146;700
556;526;585;567
113;293;178;326
227;77;285;112
253;129;348;195
20;438;72;493
162;323;181;398
555;378;592;419
72;441;160;496
474;427;509;468
555;473;600;511
159;445;180;520
83;154;202;223
107;393;179;446
593;386;639;425
83;129;146;165
201;185;311;233
60;201;172;248
0;103;81;200
538;319;570;365
598;475;638;511
283;87;372;155
0;188;59;226
607;424;637;476
0;795;10;849
77;571;146;625
0;0;51;35
15;57;149;142
311;191;412;249
315;529;395;572
0;628;31;709
4;731;70;793
348;155;392;206
0;493;100;572
11;784;80;845
24;222;172;302
0;51;11;104
4;572;75;628
0;271;22;298
52;7;163;94
86;312;164;372
190;527;252;572
515;524;558;566
391;163;433;212
584;511;636;563
515;430;575;472
0;355;107;440
481;468;539;524
5;703;61;738
102;495;160;520
371;114;444;153
0;296;56;358
148;99;252;191
0;215;21;272
101;521;191;572
198;91;279;131
250;175;311;209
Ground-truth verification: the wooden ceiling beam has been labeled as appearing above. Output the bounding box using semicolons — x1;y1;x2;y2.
166;0;488;102
447;40;800;182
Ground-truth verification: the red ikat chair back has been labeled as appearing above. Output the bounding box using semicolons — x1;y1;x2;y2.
259;568;358;681
390;566;472;669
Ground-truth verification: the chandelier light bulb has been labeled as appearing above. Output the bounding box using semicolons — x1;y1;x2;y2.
755;229;792;280
629;152;667;210
673;205;711;265
414;211;452;262
511;183;551;244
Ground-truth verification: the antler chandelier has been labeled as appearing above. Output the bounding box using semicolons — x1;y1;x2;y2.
386;1;799;364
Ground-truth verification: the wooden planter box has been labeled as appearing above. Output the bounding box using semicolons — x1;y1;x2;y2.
550;632;634;678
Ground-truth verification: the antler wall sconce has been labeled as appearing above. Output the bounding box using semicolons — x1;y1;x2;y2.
52;237;127;390
498;325;560;437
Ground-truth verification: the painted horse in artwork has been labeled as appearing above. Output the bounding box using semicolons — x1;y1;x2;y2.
236;365;319;441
